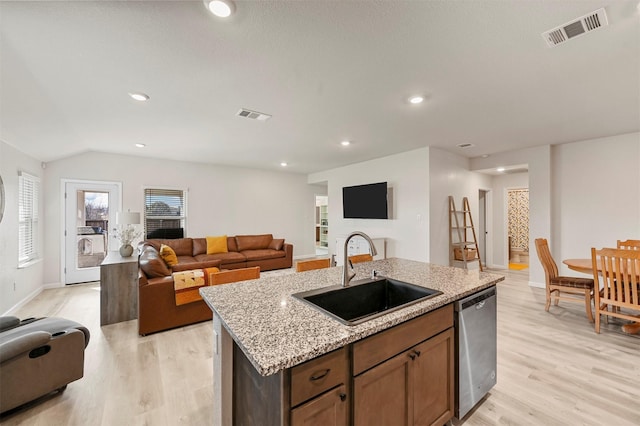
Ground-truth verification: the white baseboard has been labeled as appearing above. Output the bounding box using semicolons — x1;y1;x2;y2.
528;281;545;289
3;286;44;316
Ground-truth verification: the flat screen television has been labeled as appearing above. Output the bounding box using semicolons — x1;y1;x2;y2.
342;182;388;219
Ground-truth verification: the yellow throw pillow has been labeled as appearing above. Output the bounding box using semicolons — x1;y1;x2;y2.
206;235;228;254
159;244;178;266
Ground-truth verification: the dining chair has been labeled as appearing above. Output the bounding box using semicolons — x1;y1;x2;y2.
295;258;331;272
591;247;640;333
534;238;595;321
210;266;260;285
348;254;373;264
617;239;640;250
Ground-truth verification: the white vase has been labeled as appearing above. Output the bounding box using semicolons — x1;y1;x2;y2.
119;244;134;257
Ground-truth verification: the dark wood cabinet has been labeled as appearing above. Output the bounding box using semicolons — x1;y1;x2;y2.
352;305;454;426
291;384;348;426
353;348;412;425
412;329;454;426
232;305;453;426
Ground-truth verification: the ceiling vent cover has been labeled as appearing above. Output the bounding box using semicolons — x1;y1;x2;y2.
236;108;272;121
542;8;608;47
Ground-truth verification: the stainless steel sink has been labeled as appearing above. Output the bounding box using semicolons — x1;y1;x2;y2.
292;277;442;326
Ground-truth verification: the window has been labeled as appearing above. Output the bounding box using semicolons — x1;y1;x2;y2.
144;188;186;239
18;171;40;265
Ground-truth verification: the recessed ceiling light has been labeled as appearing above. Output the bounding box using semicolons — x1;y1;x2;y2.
408;95;424;104
129;92;149;102
280;162;288;167
135;143;146;148
341;140;351;146
481;154;490;158
204;0;235;18
496;167;506;172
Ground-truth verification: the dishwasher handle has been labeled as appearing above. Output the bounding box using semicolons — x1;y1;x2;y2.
456;286;496;311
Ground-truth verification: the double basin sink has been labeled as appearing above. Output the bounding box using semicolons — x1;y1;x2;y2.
293;276;442;326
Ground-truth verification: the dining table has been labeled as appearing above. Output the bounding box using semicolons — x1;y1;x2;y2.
563;258;640;335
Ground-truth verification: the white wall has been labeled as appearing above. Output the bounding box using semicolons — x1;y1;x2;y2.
309;148;430;263
552;133;640;275
428;148;492;267
0;141;45;314
42;151;321;286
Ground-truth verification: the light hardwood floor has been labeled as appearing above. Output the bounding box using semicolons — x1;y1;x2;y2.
1;269;638;425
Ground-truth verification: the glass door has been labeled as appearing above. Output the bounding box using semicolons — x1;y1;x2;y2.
64;181;120;284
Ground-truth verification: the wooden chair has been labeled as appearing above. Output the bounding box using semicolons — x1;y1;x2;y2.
348;254;373;264
591;247;640;334
534;238;595;321
295;258;330;272
617;239;640;250
210;266;260;285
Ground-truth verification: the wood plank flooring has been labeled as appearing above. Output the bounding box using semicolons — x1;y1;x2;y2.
1;269;638;425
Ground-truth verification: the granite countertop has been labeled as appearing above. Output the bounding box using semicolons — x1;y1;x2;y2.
200;258;504;376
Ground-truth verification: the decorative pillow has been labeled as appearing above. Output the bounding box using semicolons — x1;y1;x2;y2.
139;246;172;277
206;235;228;254
268;238;285;251
160;244;178;266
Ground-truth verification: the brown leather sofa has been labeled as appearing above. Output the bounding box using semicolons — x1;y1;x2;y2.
137;234;292;335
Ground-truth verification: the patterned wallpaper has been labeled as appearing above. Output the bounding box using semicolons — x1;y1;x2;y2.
508;189;529;251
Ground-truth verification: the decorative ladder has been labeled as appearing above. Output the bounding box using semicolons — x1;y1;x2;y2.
449;196;483;271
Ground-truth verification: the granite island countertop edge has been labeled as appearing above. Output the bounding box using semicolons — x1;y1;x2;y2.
201;258;504;377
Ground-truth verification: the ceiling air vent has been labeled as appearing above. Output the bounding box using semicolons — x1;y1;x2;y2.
456;143;475;149
542;8;608;47
236;108;272;121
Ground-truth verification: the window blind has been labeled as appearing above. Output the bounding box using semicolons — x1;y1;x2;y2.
144;188;186;239
18;171;40;265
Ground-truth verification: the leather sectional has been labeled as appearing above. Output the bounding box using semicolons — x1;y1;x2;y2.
137;234;292;335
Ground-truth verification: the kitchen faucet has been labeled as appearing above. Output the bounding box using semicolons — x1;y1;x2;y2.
342;231;378;287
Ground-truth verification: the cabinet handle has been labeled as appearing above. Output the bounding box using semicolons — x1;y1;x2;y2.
310;369;331;381
409;353;416;360
339;393;347;402
413;350;421;357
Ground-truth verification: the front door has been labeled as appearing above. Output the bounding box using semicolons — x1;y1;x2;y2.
64;180;121;284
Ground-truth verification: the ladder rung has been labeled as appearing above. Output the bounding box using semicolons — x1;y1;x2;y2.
451;226;473;229
452;241;477;246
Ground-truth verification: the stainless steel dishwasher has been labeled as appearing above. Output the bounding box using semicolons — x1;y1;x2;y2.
455;286;497;419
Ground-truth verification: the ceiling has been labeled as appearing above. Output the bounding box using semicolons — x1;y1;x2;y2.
1;1;639;174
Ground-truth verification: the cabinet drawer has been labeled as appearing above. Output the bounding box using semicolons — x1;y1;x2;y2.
352;304;453;376
291;384;349;426
291;347;349;407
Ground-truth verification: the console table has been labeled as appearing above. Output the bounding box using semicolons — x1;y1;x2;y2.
100;251;138;326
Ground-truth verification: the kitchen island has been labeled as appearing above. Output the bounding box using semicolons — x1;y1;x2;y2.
201;258;504;425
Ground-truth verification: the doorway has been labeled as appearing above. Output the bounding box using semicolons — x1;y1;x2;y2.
315;195;328;256
507;188;529;271
478;189;488;268
63;180;121;284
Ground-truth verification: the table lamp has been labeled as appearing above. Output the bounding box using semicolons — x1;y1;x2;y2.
115;211;141;257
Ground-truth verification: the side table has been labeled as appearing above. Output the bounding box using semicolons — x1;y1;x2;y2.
100;251;138;326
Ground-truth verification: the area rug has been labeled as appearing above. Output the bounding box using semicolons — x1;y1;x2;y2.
509;263;529;271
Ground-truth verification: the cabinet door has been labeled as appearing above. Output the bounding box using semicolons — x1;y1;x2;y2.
353;351;412;426
412;329;454;426
291;385;348;426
